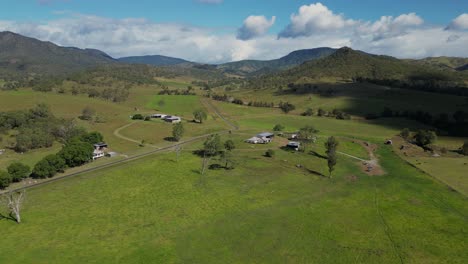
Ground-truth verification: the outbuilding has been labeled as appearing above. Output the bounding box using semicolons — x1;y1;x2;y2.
164;116;182;123
286;141;301;151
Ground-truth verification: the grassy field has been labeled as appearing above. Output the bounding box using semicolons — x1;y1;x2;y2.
0;90;228;170
0;135;467;263
1;86;467;263
223;83;468;117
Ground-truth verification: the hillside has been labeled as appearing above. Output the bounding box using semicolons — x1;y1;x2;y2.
0;31;115;77
217;47;336;76
410;56;468;71
245;47;468;92
118;55;192;66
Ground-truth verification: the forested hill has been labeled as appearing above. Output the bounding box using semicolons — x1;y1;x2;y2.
118;55;192;66
0;31;115;77
244;47;468;95
408;57;468;71
217;47;336;76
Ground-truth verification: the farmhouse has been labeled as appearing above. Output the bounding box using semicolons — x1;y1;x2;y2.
246;136;266;144
93;149;105;160
164;116;182;123
246;132;275;144
93;142;108;160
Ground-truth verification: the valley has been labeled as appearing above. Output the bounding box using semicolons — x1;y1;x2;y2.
0;30;467;264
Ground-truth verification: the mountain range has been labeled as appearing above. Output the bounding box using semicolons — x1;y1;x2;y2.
0;31;467;81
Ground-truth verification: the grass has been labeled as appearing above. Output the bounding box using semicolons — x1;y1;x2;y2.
1;87;467;263
0;137;466;263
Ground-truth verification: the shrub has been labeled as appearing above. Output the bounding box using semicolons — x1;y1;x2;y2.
400;128;410;140
32;154;66;179
132;114;144;120
7;162;30;182
265;149;275;158
302;108;314;116
0;170;12;189
144;116;151;121
273;124;285;131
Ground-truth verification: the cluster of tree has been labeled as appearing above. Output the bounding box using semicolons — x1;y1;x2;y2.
199;135;236;174
375;108;468;136
158;86;196;95
192;78;244;91
301;107;350;120
248;101;275;108
356;77;468;96
0;163;31;189
280;83;336;97
400;128;438;148
0;104;89;153
279;102;296;114
31;132;102;179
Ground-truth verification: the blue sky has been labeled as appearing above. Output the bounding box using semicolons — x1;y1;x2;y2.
0;0;467;62
3;0;467;30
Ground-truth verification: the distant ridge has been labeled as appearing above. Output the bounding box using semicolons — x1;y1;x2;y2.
118;55;192;67
0;31;115;76
217;47;336;76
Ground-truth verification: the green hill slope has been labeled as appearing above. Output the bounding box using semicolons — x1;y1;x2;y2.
245;47;468;94
0;31;115;77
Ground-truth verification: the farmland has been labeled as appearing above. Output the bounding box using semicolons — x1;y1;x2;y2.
1;77;467;264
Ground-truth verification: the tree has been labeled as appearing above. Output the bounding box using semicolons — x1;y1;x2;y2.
298;125;318;152
193;109;208;123
80;131;104;145
302;108;314;116
80;106;95;121
317;108;326;117
32;154;66;179
0;170;12;189
325;136;339;178
29;103;51;119
172;123;184;142
279;102;295;114
414;130;437;147
220;150;235;169
224;140;236;151
58;140;94;167
273;124;285;132
461;142;468;156
265;149;275;158
203;134;222;156
400;128;410;140
7;162;30;182
2;190;25;223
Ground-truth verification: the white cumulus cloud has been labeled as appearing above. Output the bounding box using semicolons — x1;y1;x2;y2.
279;2;356;38
446;13;468;30
237;15;276;40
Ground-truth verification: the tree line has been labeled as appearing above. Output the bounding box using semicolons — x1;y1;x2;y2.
0;131;104;189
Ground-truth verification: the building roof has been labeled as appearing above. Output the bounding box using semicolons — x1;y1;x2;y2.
287;141;300;147
246;137;263;142
94;142;108;147
257;132;274;138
